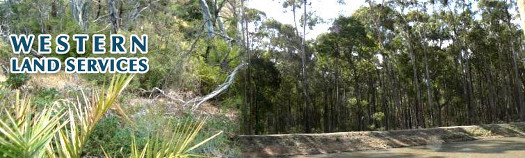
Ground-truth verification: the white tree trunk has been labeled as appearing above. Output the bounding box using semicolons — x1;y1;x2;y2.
199;0;214;38
70;0;90;31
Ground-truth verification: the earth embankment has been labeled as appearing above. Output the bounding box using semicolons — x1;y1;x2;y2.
236;123;525;157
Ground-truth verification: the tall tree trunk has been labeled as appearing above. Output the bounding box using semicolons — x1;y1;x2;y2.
291;0;313;133
466;57;475;124
95;0;101;19
240;0;253;134
51;0;58;17
405;25;424;128
505;1;525;121
199;0;214;38
108;0;119;33
398;4;424;128
70;0;89;31
419;28;434;127
302;0;313;133
324;80;330;132
213;0;227;36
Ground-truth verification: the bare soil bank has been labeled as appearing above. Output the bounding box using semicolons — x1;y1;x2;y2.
235;123;525;157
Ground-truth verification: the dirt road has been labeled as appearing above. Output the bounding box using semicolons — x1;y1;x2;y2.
295;137;525;158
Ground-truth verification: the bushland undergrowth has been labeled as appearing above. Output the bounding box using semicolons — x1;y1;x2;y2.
0;75;232;157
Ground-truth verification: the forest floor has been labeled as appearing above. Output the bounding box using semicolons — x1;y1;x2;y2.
236;123;525;157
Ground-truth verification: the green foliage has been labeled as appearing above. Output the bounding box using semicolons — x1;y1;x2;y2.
34;88;60;108
132;106;238;157
348;98;358;106
85;115;135;157
0;41;10;59
222;95;243;109
192;115;240;156
372;112;385;122
89;97;237;157
6;73;30;89
123;118;222;158
196;59;224;93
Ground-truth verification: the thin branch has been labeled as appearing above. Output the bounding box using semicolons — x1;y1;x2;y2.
92;13;110;23
90;24;111;33
149;87;187;103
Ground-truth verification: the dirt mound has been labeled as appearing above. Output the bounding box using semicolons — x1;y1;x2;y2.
235;123;525;157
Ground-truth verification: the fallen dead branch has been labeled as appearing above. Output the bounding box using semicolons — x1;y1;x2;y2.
148;62;248;111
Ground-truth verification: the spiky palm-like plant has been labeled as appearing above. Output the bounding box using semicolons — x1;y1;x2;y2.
49;74;134;158
1;74;222;157
104;118;223;158
0;91;67;157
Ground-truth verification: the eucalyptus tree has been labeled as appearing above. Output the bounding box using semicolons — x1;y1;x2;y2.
281;0;320;133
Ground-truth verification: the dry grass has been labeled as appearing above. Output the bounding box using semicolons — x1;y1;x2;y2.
27;73;84;90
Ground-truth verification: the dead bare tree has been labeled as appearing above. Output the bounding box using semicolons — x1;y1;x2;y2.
107;0;119;33
189;62;247;110
70;0;90;31
128;1;151;22
199;0;215;38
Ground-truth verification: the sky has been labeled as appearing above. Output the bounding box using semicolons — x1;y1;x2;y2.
247;0;522;40
247;0;366;40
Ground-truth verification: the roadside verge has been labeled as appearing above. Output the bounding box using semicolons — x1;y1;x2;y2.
235;122;525;157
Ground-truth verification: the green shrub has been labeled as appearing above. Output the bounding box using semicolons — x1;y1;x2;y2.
195;115;241;157
85;115;136;157
6;73;30;89
34;88;60;108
